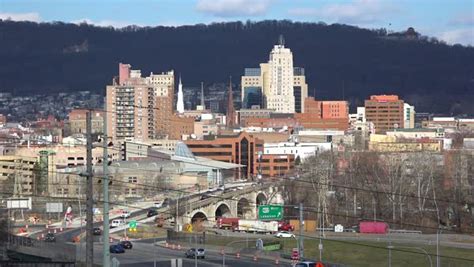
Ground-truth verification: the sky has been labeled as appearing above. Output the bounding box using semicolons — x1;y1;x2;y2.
0;0;473;45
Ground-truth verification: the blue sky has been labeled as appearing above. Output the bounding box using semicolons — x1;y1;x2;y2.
1;0;473;45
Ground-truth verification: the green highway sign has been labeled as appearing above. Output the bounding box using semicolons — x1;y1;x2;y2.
129;220;137;229
258;205;283;220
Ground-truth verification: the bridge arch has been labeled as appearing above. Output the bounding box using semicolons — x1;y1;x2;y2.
237;197;252;219
215;203;232;219
190;210;208;224
256;192;267;206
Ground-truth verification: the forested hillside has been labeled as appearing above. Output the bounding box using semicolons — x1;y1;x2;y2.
0;20;473;114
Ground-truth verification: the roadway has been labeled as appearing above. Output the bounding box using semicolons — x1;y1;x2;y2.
77;240;288;267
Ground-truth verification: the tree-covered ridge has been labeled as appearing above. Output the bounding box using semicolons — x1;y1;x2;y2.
0;20;473;114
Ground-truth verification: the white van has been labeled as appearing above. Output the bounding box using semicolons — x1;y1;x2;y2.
110;219;125;228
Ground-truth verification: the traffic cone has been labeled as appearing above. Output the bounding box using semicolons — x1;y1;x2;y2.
165;242;169;248
177;244;181;250
253;255;258;261
275;258;280;265
236;252;240;259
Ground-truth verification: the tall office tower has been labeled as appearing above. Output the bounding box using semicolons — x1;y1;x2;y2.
176;77;184;114
365;95;404;134
266;36;295;113
241;36;308;113
107;63;175;141
226;78;236;128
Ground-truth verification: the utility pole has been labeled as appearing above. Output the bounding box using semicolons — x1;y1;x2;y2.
299;202;304;260
102;105;111;267
85;111;94;267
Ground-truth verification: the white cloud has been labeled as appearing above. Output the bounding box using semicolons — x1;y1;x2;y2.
72;19;143;28
196;0;273;17
439;28;474;46
0;12;41;22
449;12;474;26
289;0;398;25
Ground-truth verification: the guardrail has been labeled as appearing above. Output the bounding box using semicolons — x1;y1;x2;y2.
389;229;422;234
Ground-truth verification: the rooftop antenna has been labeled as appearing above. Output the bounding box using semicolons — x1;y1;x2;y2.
278;34;285;46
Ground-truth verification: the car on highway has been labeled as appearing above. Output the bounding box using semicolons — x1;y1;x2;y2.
109;244;125;254
120;210;131;218
44;233;56;242
274;231;295;238
93;227;102;235
147;209;158;217
119;240;133;249
295;262;317;267
184;248;205;259
111;219;125;228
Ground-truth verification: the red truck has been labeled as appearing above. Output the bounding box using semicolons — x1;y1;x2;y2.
216;218;239;230
278;221;294;231
359;221;389;234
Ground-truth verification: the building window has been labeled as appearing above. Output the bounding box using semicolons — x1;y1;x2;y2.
128;177;137;183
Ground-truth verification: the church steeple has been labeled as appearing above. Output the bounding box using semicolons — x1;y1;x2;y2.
177;75;184;114
200;82;205;109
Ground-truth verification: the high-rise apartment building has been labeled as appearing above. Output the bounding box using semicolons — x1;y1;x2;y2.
365;95;404;134
107;63;175;141
241;37;308;113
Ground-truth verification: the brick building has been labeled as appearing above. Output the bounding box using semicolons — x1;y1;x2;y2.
365;95;404;134
0;114;6;126
186;132;296;178
186;132;263;178
106;63;175;141
68;108;104;134
254;154;295;177
169;115;195;140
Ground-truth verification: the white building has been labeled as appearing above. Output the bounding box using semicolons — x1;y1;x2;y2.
403;103;415;128
266;42;295;113
264;142;332;160
241;37;308;113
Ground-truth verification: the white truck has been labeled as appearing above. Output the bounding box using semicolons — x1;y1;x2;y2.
236;220;278;234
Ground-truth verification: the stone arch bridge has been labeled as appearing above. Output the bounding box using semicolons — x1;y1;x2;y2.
175;184;284;226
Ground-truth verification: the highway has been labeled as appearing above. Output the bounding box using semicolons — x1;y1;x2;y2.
77;240;288;267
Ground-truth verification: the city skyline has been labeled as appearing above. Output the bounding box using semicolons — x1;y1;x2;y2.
1;0;473;45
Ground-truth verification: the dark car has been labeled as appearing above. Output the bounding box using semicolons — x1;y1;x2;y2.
44;233;56;242
185;248;205;259
119;240;133;249
93;227;102;235
147;209;158;217
110;244;125;254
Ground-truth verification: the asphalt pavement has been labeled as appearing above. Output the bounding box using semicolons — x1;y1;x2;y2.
75;241;288;267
